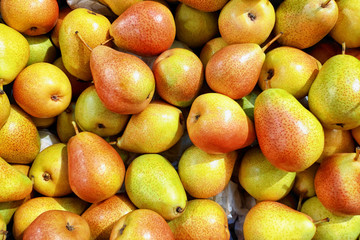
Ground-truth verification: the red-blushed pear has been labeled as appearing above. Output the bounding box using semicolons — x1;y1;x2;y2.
81;193;136;240
205;33;282;100
314;147;360;216
152;48;204;108
67;123;126;203
0;0;59;36
13;62;72;118
178;0;228;12
22;210;91;240
90;45;155;115
110;209;175;240
187;93;255;154
110;1;175;56
254;88;324;172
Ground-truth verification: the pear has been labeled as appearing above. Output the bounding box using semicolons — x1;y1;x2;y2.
239;147;296;201
302;196;360;239
25;34;57;66
308;52;360;130
244;201;318;239
59;8;111;81
0;105;40;164
0;23;29;85
116;101;184;153
125;154;187;220
29;143;72;197
178;145;237;199
199;37;228;68
90;45;155;115
254;88;324;172
0;198;28;225
12;196;89;240
75;85;129;137
56;102;76;143
67;126;126;203
98;0;142;16
168;199;230;240
0;81;10;128
0;215;6;240
178;0;228;12
50;6;73;48
274;0;338;49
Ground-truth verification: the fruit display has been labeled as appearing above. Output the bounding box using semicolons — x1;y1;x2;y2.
1;0;360;239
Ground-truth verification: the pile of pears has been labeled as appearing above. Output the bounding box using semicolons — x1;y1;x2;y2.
1;0;360;239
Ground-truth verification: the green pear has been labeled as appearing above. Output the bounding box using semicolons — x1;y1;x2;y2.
244;201;317;240
59;8;111;81
125;154;187;220
301;196;360;240
274;0;338;49
75;85;129;137
254;88;324;172
29;143;72;197
56;102;76;143
0;23;30;85
25;34;57;66
178;145;237;199
168;199;230;240
116;101;184;153
258;46;320;99
236;88;261;121
239;147;296;201
308;53;360;130
0;198;28;225
0;81;10;129
0;105;40;164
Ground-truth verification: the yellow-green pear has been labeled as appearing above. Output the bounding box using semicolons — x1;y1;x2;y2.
59;8;111;81
125;154;187;220
0;81;10;129
29;143;72;197
239;147;296;201
0;199;28;225
25;34;57;66
301;196;360;240
56;102;76;143
0;105;40;164
199;37;228;68
75;85;129;137
116;101;184;154
0;23;30;85
0;215;6;240
99;0;142;15
178;145;237;199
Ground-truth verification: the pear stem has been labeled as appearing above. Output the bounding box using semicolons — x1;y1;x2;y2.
313;217;330;226
0;79;4;94
297;192;305;211
101;37;114;46
342;42;346;55
108;141;117;145
321;0;331;8
72;121;80;135
354;146;360;161
75;31;93;52
264;79;272;90
261;32;283;52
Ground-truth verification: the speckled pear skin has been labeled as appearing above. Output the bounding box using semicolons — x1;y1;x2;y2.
0;105;40;164
0;88;10;129
168;199;230;240
91;45;155;115
244;201;316;240
179;0;228;12
274;0;338;49
254;88;324;172
67;131;125;204
125;154;187;221
308;54;360;130
110;1;175;56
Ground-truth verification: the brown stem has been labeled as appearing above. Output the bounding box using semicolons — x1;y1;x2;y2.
75;31;93;51
342;42;346;55
321;0;331;8
0;79;4;94
313;217;330;225
72;121;80;135
101;37;114;46
297;192;305;211
264;79;272;90
262;32;283;52
354;146;360;161
108;141;117;145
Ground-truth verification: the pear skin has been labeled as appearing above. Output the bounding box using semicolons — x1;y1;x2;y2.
199;37;228;68
99;0;142;16
0;105;40;164
293;163;319;201
178;0;228;12
56;102;76;143
0;82;10;128
254;88;324;172
0;199;28;225
0;215;6;240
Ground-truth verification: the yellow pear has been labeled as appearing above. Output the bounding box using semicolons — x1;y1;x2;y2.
56;102;76;143
99;0;142;15
0;81;10;128
0;215;6;240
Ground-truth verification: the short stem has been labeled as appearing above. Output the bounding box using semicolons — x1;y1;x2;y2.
297;192;305;211
108;141;117;145
101;37;114;46
72;121;80;135
264;79;272;90
313;217;330;226
354;146;360;161
342;42;346;55
321;0;331;8
262;32;283;52
75;31;93;52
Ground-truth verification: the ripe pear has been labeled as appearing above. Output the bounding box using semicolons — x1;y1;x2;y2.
301;196;360;240
98;0;142;16
0;23;30;85
258;46;320;99
199;37;228;68
274;0;338;49
125;154;187;220
254;88;324;172
81;193;136;240
75;85;129;137
239;147;296;201
178;145;237;199
67;128;126;203
59;8;111;81
56;102;76;143
244;201;317;240
29;143;72;197
51;6;72;48
308;53;360;130
0;82;10;129
0;105;40;164
314;148;360;216
178;0;228;12
352;126;360;145
168;199;230;240
0;199;28;225
25;34;57;66
12;196;89;240
91;45;155;115
110;1;175;56
0;215;6;240
31;116;56;129
116;101;184;153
